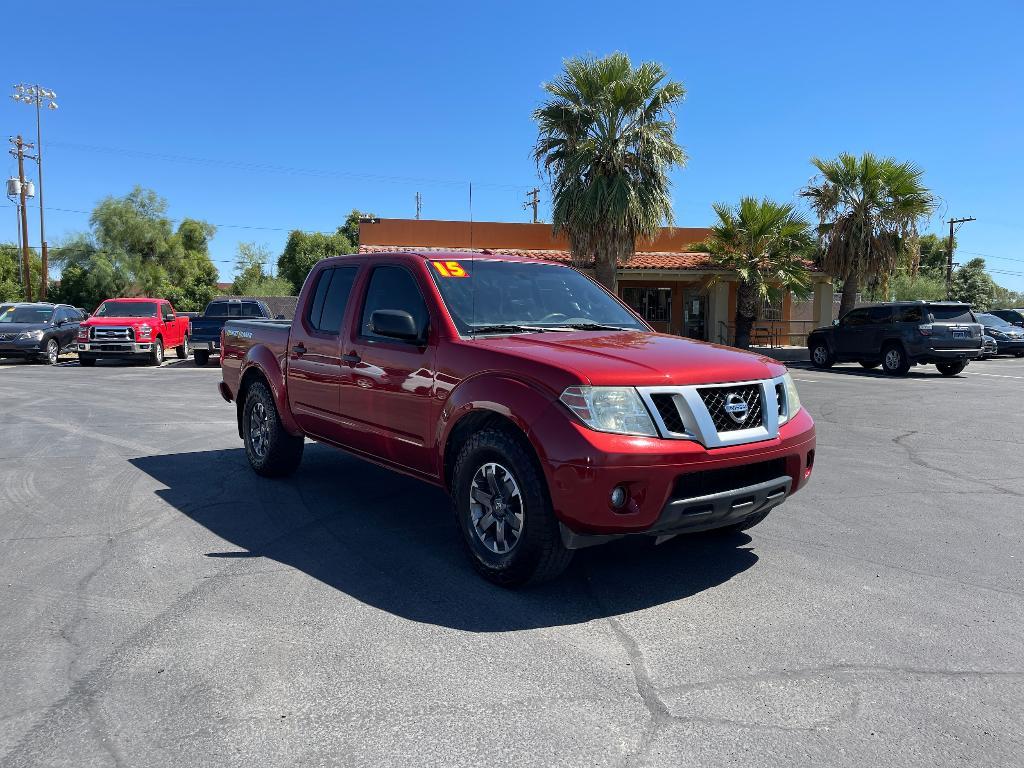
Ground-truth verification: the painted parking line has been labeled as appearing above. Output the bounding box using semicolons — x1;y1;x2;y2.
965;371;1024;380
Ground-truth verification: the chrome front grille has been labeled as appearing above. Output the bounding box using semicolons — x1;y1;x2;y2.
0;332;15;341
91;326;134;341
638;377;789;448
697;384;764;432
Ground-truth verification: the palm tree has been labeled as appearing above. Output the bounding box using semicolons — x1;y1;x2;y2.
697;198;813;349
801;153;935;318
533;53;686;291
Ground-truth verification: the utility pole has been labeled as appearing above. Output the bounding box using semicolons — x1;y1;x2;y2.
946;216;976;299
523;187;540;223
415;191;422;220
9;136;34;302
12;85;58;300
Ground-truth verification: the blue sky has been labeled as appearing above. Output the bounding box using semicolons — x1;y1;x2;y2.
4;0;1023;289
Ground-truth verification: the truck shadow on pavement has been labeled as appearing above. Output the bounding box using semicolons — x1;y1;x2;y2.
130;445;758;631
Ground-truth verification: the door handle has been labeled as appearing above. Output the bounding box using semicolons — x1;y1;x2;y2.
291;344;306;356
342;352;361;365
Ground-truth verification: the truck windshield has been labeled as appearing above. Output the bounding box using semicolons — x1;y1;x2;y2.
0;306;54;324
929;306;974;322
95;301;159;318
428;259;646;335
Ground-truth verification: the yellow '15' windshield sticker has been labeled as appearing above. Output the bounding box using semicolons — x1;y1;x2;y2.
432;260;468;278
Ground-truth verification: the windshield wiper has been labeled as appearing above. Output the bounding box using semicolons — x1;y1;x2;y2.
465;324;551;336
547;322;631;331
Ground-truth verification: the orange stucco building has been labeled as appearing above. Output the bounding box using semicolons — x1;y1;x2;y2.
359;218;834;345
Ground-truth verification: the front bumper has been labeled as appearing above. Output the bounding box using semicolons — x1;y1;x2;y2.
78;342;153;356
0;340;45;357
994;338;1024;354
530;404;816;537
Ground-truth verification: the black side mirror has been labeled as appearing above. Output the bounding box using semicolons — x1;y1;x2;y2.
371;309;422;342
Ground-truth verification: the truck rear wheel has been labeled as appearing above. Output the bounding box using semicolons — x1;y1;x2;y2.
451;427;572;587
242;381;304;477
193;350;210;366
936;360;966;376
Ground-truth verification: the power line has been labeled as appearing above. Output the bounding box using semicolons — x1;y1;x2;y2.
47;140;535;192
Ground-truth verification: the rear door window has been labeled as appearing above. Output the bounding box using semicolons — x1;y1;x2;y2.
896;306;923;323
867;307;892;324
307;266;359;334
929;306;974;322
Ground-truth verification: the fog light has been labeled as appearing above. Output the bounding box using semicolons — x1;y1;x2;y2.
805;449;815;479
610;485;628;509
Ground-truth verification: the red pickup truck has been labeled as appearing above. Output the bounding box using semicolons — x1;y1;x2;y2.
219;252;816;585
78;297;191;366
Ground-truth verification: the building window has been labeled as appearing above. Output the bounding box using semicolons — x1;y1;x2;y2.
621;287;671;324
759;295;783;322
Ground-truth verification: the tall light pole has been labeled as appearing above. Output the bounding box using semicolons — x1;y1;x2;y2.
12;84;58;300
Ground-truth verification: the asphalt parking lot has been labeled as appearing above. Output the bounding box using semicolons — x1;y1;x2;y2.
1;355;1022;767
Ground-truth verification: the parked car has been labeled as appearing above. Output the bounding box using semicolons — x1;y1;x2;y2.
77;298;191;367
981;334;998;359
0;302;85;364
218;251;816;586
808;301;982;376
190;298;279;366
988;308;1024;328
973;312;1024;357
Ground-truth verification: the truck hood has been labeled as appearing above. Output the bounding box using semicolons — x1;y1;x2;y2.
83;316;157;327
477;330;785;386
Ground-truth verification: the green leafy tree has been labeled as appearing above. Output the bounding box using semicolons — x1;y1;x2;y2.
915;233;952;278
801;153;936;318
950;257;995;310
165;218;219;311
240;276;294;296
864;271;947;302
276;228;353;293
232;242;275;294
341;209;375;248
696;198;813;349
992;283;1024;308
533;53;687;291
1;243;47;302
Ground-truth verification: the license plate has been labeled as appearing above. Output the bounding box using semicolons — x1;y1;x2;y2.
952;330;968;339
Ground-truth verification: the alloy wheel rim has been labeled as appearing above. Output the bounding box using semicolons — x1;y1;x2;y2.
813;346;827;364
469;462;525;555
885;349;900;369
249;401;270;458
155;341;163;363
47;339;58;363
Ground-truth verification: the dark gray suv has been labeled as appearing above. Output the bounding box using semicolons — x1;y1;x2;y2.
807;302;982;377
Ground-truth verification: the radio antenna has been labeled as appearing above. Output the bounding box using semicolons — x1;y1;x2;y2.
469;182;476;335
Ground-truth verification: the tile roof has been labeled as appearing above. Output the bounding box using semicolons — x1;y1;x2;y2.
357;244;719;271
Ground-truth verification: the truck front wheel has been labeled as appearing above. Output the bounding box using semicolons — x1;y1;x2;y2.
242;381;304;477
149;338;164;366
452;427;572;587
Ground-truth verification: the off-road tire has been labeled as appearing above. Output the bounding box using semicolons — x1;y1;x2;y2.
242;381;304;478
936;361;967;377
452;427;572;587
193;350;210;367
881;343;911;376
810;341;834;369
175;336;190;359
150;338;164;366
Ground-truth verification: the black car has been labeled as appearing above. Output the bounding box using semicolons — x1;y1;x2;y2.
188;298;278;366
973;312;1024;357
807;301;982;377
989;308;1024;328
0;303;85;364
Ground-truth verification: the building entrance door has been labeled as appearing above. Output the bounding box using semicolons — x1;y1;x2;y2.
683;290;707;340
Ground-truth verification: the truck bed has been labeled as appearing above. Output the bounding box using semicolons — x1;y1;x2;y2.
220;319;291;397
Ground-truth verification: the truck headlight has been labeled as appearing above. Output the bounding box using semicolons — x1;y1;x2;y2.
559;386;658;437
17;329;44;341
778;373;802;423
137;324;152;339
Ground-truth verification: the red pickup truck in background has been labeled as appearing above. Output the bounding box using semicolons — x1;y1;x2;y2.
78;297;191;367
218;252;816;585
